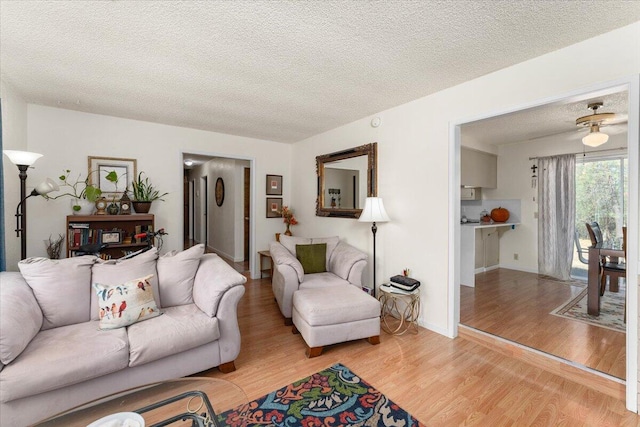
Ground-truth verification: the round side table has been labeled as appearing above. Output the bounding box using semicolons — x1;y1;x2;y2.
379;284;420;335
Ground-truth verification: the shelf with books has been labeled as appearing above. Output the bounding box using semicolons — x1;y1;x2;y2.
66;214;154;259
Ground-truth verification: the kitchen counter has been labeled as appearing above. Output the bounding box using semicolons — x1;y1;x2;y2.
461;222;520;229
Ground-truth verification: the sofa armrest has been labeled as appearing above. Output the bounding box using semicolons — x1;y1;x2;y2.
214;283;245;365
328;242;368;282
193;254;247;317
269;242;304;282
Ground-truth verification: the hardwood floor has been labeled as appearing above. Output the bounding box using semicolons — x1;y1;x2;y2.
460;268;626;379
195;274;639;426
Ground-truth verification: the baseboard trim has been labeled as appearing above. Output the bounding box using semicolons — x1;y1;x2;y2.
458;324;625;401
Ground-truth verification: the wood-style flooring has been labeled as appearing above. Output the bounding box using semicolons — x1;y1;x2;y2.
460;268;626;380
195;272;638;426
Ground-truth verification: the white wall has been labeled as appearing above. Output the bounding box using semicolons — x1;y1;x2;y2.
291;22;640;336
483;132;628;273
1;80;29;270
7;105;291;275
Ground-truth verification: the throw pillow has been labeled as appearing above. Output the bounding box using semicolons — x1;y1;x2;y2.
279;235;311;256
90;248;159;320
296;243;327;274
157;244;205;307
18;255;96;330
93;274;161;330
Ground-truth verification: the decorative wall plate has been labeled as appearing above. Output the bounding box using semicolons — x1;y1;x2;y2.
215;177;225;206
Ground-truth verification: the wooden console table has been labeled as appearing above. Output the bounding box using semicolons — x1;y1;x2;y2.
258;250;273;278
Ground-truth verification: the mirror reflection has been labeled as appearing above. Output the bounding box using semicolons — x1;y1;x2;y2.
316;143;377;218
323;156;368;209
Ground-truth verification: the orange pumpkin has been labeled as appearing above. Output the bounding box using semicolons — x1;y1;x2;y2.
490;207;510;223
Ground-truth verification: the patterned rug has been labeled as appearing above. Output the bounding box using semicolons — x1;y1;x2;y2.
217;363;425;426
551;284;626;332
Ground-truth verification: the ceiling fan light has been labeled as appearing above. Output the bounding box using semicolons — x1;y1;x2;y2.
582;131;609;147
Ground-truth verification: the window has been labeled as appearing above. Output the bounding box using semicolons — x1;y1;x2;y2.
572;154;628;278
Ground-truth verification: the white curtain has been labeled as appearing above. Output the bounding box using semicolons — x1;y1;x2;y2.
538;154;575;280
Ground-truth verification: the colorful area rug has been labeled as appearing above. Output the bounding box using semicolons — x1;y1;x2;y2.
551;284;626;332
217;363;425;426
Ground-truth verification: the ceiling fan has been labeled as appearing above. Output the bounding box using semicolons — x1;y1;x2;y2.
575;102;627;147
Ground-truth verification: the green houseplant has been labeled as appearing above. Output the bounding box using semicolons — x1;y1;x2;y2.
50;169;118;215
130;171;168;213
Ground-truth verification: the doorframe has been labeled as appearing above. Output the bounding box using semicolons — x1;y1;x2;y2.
448;75;639;411
180;151;257;278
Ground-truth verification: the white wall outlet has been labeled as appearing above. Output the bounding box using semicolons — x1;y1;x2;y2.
534;211;538;219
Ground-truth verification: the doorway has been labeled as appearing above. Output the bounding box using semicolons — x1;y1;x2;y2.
450;78;639;410
182;153;255;276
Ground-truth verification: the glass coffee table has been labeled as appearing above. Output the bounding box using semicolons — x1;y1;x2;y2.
36;377;247;427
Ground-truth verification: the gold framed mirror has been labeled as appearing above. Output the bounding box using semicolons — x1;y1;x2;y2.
316;142;377;218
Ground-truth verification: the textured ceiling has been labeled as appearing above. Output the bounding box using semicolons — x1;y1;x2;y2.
1;1;639;143
461;90;629;146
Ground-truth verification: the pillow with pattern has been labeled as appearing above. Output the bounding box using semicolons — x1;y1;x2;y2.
93;274;161;330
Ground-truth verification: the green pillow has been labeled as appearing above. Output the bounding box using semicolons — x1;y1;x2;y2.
296;243;327;274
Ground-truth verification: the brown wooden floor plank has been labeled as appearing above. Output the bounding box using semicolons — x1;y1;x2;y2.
189;273;638;425
461;268;626;379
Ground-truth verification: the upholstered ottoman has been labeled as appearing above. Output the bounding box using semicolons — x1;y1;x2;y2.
292;285;381;357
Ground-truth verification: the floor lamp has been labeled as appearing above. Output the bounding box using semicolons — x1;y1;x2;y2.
3;150;58;259
358;197;390;298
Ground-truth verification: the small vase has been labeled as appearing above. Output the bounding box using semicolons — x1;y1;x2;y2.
71;199;95;215
132;201;152;214
106;202;119;215
284;224;292;236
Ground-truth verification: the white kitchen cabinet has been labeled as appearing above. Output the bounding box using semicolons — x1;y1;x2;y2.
482;228;500;267
461;147;497;189
461;223;517;287
461;187;481;200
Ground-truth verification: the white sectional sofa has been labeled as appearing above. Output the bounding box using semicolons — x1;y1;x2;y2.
0;245;246;426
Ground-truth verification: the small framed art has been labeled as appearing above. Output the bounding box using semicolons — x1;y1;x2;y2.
266;197;283;218
101;231;123;244
266;174;283;196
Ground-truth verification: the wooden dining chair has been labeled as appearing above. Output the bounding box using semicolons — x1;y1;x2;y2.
601;227;627;320
585;221;622;295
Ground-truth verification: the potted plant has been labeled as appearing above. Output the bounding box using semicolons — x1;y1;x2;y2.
130;171;168;213
49;169;118;215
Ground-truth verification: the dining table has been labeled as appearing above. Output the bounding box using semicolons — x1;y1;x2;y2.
587;242;625;316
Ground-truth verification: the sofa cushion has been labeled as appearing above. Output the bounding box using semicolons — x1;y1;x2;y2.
0;321;128;403
279;235;311;256
0;273;43;365
293;286;380;327
298;272;350;290
91;248;159;320
329;242;368;280
157;244;204;307
94;275;161;330
18;256;96;330
296;243;327;274
311;236;340;269
127;304;220;367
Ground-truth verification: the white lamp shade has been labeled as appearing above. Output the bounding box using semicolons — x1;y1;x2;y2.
3;150;43;166
34;178;60;195
582;131;609;147
358;197;390;222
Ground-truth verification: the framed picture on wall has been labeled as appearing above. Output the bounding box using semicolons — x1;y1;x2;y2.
266;197;283;218
266;174;283;195
88;156;137;198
